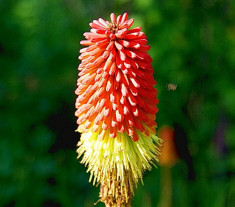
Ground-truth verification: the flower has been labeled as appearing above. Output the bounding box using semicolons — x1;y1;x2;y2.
75;13;161;206
158;126;178;167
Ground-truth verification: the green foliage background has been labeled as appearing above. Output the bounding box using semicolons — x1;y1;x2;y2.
0;0;235;206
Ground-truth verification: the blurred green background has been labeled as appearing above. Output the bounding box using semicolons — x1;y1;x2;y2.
0;0;235;206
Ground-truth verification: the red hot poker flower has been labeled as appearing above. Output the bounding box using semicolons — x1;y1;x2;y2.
75;13;161;206
76;13;158;141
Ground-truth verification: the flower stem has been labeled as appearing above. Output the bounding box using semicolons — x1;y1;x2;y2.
99;168;133;207
158;167;172;207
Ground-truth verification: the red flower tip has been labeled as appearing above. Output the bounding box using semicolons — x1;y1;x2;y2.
76;13;158;141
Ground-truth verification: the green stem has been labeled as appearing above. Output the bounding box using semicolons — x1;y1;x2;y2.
158;167;172;207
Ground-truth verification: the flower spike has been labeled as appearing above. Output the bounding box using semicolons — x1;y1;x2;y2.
76;13;161;206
